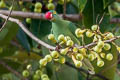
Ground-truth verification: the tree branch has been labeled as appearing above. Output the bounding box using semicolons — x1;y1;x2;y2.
76;36;120;49
0;59;28;80
63;0;66;17
0;10;120;23
110;18;120;23
0;10;81;21
65;62;109;80
0;13;56;50
0;0;14;32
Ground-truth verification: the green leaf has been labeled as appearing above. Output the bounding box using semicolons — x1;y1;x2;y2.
52;64;79;80
91;44;117;80
0;45;17;58
103;0;115;9
38;20;52;38
82;0;104;28
108;6;118;17
30;19;40;37
78;0;87;12
82;0;115;29
0;21;18;46
66;3;78;14
99;15;116;32
115;27;120;46
30;19;41;46
56;4;63;13
2;73;20;80
108;2;120;17
5;51;42;62
0;59;20;75
16;28;31;52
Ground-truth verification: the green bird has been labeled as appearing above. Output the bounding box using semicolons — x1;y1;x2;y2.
45;10;95;74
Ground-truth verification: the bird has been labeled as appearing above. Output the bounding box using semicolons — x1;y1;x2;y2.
45;10;95;74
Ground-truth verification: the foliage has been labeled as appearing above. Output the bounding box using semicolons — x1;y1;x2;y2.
0;0;120;80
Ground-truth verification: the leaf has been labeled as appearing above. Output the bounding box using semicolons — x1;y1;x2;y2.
103;0;115;9
78;0;87;12
38;20;52;38
0;21;18;46
108;6;118;17
0;45;17;58
5;51;41;62
56;4;63;13
91;44;117;80
66;3;78;14
0;59;20;75
99;15;116;32
0;28;8;40
30;19;40;37
108;2;120;17
82;0;115;29
52;64;79;80
82;0;104;28
16;28;31;52
115;27;120;46
71;0;79;10
30;20;52;47
2;73;20;80
30;19;41;46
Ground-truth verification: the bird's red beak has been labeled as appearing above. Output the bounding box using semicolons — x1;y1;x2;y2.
45;12;53;20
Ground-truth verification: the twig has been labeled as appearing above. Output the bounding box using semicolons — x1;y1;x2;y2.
63;0;66;17
0;10;81;21
91;74;109;80
86;72;90;80
65;62;109;80
76;36;120;49
0;13;56;50
0;59;28;80
6;0;56;2
98;13;105;25
0;10;120;23
0;0;14;32
110;18;120;23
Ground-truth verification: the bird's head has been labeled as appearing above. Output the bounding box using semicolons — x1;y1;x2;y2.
45;10;61;21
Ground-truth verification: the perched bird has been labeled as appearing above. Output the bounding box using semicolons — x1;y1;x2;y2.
45;10;95;74
45;11;80;44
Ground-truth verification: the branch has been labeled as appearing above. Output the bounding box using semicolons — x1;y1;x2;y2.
0;0;14;32
0;10;120;23
0;10;81;21
65;62;109;80
0;59;28;80
63;0;66;17
110;18;120;23
0;13;56;50
5;0;57;2
76;36;120;49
